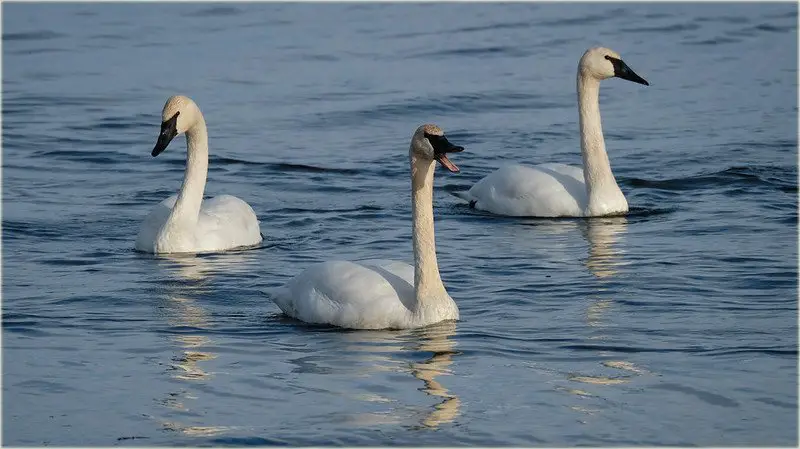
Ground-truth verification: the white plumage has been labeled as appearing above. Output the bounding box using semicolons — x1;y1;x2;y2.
135;194;262;254
454;163;585;217
270;124;464;330
272;259;420;329
455;47;649;218
135;95;262;254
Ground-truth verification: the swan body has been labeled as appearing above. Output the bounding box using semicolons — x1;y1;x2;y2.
135;95;262;254
455;47;649;218
271;124;464;330
454;163;586;217
273;259;450;330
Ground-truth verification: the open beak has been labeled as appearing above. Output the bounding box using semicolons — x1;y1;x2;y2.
435;152;462;173
609;57;649;86
429;135;465;173
152;112;179;157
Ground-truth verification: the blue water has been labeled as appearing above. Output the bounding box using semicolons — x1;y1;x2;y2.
3;3;797;446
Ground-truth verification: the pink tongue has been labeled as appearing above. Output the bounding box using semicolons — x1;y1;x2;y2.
437;155;460;173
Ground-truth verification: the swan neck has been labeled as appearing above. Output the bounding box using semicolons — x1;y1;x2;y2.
170;115;208;224
410;153;446;308
577;74;619;204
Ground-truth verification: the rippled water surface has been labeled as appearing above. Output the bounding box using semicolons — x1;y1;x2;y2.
3;3;798;446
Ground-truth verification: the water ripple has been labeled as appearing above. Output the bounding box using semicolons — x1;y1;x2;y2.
2;2;796;447
3;30;66;41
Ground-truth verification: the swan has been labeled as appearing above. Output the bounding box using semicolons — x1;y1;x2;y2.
270;124;465;330
454;47;649;217
135;95;262;254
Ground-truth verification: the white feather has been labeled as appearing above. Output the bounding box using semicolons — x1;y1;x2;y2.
269;125;461;330
455;47;648;218
135;96;262;254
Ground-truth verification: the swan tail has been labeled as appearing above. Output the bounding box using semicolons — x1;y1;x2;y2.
452;191;473;202
268;287;297;317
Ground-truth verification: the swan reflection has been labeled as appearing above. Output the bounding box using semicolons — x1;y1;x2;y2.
410;321;461;428
581;216;628;280
154;252;258;437
580;216;628;331
510;219;582;264
564;217;646;402
336;321;461;429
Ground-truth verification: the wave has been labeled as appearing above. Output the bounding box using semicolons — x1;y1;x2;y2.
623;165;797;193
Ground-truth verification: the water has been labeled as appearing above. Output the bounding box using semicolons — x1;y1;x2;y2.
3;3;797;446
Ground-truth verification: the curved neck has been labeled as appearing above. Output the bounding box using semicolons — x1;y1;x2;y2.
577;74;619;207
168;115;208;225
410;153;446;309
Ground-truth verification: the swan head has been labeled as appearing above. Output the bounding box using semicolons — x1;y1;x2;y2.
411;124;465;173
152;95;202;157
579;47;649;86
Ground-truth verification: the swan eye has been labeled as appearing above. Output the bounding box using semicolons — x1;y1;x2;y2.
604;55;611;60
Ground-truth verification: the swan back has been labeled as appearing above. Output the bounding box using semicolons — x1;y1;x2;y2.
271;260;419;329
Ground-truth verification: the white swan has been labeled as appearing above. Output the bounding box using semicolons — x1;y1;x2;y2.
270;124;465;330
454;47;649;217
135;95;262;254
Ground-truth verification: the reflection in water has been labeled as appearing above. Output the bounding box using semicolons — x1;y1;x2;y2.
410;321;461;429
565;217;647;402
339;321;461;429
579;218;628;337
582;217;628;333
582;216;629;280
504;217;645;402
154;252;258;437
601;360;648;375
585;299;612;329
512;219;581;264
171;334;216;381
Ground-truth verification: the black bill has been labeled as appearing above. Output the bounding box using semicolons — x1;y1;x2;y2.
607;56;649;86
424;132;465;173
152;111;180;157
